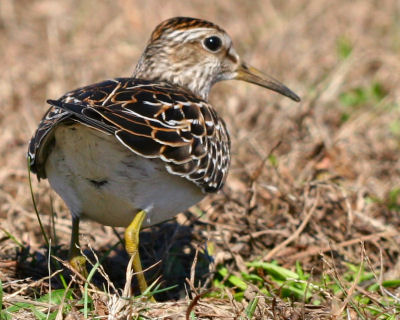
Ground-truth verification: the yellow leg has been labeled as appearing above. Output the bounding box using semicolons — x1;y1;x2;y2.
68;216;88;278
125;210;155;300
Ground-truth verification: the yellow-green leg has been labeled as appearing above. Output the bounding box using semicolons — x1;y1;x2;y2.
125;210;155;301
69;216;88;278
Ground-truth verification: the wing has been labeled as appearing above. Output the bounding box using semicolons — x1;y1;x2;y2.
28;78;231;192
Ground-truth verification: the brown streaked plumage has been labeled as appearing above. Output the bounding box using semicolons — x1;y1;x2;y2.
29;79;230;192
28;17;300;297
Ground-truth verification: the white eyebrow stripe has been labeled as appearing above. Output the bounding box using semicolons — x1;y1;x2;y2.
166;28;216;42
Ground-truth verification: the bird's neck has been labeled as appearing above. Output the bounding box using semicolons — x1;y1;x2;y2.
132;52;213;101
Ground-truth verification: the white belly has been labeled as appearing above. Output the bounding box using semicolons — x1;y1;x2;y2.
45;124;205;227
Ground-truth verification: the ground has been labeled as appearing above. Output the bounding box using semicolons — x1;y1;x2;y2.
0;0;399;319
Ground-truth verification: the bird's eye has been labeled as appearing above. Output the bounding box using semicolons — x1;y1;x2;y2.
203;36;222;52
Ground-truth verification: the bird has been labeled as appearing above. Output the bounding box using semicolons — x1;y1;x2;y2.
28;16;300;298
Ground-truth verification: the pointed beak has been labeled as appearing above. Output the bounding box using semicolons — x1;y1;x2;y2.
235;63;300;102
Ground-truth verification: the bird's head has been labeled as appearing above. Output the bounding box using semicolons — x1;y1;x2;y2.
133;17;300;102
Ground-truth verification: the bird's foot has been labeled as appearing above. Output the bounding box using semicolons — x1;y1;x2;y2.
125;210;156;302
70;255;88;278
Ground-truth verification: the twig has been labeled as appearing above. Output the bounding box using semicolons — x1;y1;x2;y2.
333;242;364;317
280;230;397;262
189;246;200;296
263;189;318;261
185;289;211;320
3;269;62;301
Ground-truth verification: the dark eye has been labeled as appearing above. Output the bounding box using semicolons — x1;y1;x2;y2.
203;36;222;52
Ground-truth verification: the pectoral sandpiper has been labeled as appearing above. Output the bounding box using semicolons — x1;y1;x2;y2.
28;16;300;297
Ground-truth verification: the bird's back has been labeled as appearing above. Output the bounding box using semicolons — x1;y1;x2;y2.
28;78;231;193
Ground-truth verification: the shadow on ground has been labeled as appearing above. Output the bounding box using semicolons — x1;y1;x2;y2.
11;219;211;301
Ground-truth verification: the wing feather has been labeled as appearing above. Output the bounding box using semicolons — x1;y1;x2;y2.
28;78;230;192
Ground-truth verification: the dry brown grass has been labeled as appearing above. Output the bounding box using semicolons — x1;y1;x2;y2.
1;0;400;318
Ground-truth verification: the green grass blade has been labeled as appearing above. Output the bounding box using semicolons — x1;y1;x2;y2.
0;279;3;313
27;156;49;247
245;297;259;319
143;283;178;297
382;279;400;288
218;266;247;291
28;157;68;290
247;261;299;281
84;260;101;318
0;228;24;249
83;241;122;318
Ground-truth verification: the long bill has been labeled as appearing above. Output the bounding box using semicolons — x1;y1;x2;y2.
235;64;300;102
